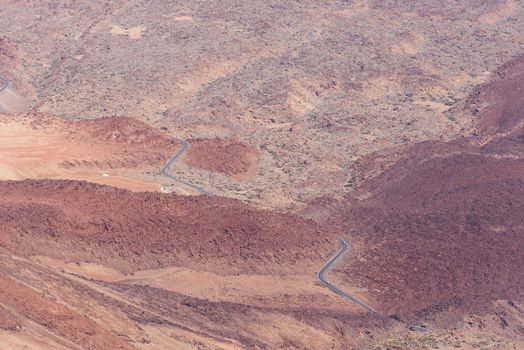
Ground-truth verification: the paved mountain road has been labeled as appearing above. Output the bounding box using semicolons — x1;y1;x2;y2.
159;138;212;196
318;238;429;332
317;238;377;313
0;75;208;196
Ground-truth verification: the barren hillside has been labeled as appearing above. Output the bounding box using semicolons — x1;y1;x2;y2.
305;53;524;349
0;0;523;349
2;0;524;207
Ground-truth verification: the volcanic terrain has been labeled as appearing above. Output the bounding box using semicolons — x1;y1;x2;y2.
0;0;523;349
0;114;180;192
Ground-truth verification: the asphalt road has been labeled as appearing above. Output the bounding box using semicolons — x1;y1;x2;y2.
0;81;206;195
318;238;430;332
159;138;212;196
317;238;377;313
3;70;428;332
0;75;8;92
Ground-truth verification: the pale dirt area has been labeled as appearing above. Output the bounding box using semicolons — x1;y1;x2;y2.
0;114;206;193
264;122;294;130
0;117;160;191
33;256;124;281
0;86;28;114
109;24;145;39
287;78;322;116
136;325;243;350
33;256;364;313
414;99;450;113
0;329;77;350
115;267;364;312
361;76;402;100
173;16;194;22
478;0;517;24
391;32;425;55
245;313;337;349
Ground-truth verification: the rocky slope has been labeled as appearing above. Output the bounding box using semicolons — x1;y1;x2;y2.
0;179;331;274
2;0;524;207
0;1;523;349
304;53;524;348
183;139;258;179
0;179;392;349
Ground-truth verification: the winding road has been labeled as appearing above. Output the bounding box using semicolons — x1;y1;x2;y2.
318;239;429;332
4;70;428;332
159;138;212;196
0;73;207;196
317;238;377;313
161;138;429;329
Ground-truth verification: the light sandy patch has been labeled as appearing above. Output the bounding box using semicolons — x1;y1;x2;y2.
160;185;196;196
57;172;161;192
0;86;28;114
287;79;320;115
137;95;174;115
33;256;124;281
0;328;76;350
0;125;158;191
446;72;474;87
442;72;490;90
355;191;372;201
418;67;489;93
175;58;253;96
109;24;145;39
391;32;424;55
113;266;364;312
262;187;299;209
174;16;193;22
478;0;516;25
414;100;450;113
264;122;293;129
109;25;127;35
0;164;19;179
0;116;176;192
246;313;336;349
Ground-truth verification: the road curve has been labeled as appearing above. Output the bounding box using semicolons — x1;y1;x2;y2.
159;138;212;196
0;75;8;92
317;238;377;313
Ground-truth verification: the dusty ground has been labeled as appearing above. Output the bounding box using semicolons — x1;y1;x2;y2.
0;114;180;192
1;0;524;208
0;0;523;349
365;299;524;350
304;53;524;349
0;86;28;114
0;179;383;349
